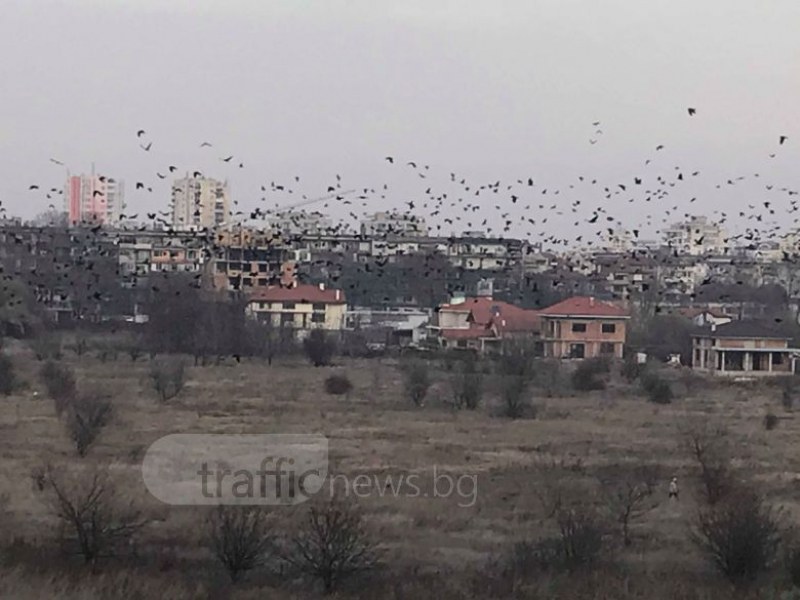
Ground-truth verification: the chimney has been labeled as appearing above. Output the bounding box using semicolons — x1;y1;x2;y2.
589;297;595;307
335;289;341;301
711;322;717;333
319;282;325;291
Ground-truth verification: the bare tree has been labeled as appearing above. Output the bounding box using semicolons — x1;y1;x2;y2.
65;393;113;457
40;361;77;416
284;499;380;594
598;465;659;546
402;359;431;407
303;330;336;367
683;421;734;506
209;506;275;583
150;358;186;403
37;465;147;568
692;488;782;583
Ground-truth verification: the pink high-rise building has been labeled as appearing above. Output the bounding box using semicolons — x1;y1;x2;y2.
65;170;124;225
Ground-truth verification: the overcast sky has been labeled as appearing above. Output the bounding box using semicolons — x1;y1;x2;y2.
1;0;798;244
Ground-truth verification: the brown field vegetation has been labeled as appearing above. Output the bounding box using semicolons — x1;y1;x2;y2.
1;335;800;598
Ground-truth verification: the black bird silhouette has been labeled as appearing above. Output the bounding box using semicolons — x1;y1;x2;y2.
779;136;788;145
221;156;233;162
687;108;696;116
200;142;212;148
385;156;394;163
140;142;152;152
168;165;177;172
28;185;39;190
49;158;64;166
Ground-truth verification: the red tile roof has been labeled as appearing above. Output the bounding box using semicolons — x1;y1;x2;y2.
538;296;629;318
248;284;345;304
438;297;540;335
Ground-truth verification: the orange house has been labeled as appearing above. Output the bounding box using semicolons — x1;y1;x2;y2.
539;296;629;359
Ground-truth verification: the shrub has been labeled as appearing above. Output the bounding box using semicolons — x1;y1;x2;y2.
554;506;604;570
209;506;274;583
692;489;782;583
641;372;673;404
283;499;380;594
764;412;779;431
571;358;609;391
324;373;353;396
451;357;483;410
0;353;15;395
150;359;186;403
537;359;567;397
402;360;431;407
37;465;147;566
65;393;113;457
781;377;797;410
303;330;336;367
621;357;645;382
785;541;800;588
70;333;90;357
40;361;77;416
500;375;534;419
684;421;735;506
598;465;659;547
30;334;63;361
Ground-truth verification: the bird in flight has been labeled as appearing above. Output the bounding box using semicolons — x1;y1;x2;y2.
221;156;233;162
200;142;212;148
385;156;394;164
779;135;788;145
140;142;152;152
137;130;146;138
49;158;64;166
687;108;696;116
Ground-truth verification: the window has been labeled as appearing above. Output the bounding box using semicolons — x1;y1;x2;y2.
600;342;615;355
569;343;585;358
311;312;325;323
280;312;294;325
457;340;467;348
571;323;587;333
312;303;326;311
602;323;616;334
773;352;784;365
282;302;296;310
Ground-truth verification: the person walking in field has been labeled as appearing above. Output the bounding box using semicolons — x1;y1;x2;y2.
668;477;679;500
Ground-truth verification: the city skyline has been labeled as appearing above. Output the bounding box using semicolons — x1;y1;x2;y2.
1;0;798;244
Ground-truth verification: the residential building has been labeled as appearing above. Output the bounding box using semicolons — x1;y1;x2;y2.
269;211;333;236
245;283;346;338
171;175;230;228
65;172;124;225
210;225;288;291
602;228;634;253
539;296;629;359
691;321;798;377
345;306;432;347
663;216;728;256
361;212;428;237
430;296;540;351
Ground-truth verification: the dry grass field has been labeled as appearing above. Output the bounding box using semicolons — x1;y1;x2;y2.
1;338;800;599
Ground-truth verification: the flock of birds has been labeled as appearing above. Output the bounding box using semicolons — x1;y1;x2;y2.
6;107;798;307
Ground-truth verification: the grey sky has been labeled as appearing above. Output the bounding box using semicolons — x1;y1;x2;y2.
1;0;798;243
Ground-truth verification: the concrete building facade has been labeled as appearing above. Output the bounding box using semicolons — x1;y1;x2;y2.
171;176;230;228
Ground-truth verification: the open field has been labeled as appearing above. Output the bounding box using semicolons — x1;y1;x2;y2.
1;340;800;598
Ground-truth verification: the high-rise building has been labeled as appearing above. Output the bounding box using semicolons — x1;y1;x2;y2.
64;171;124;225
171;175;230;229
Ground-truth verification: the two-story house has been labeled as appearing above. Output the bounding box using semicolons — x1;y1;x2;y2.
691;320;798;376
245;283;346;339
539;296;629;359
430;296;540;351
